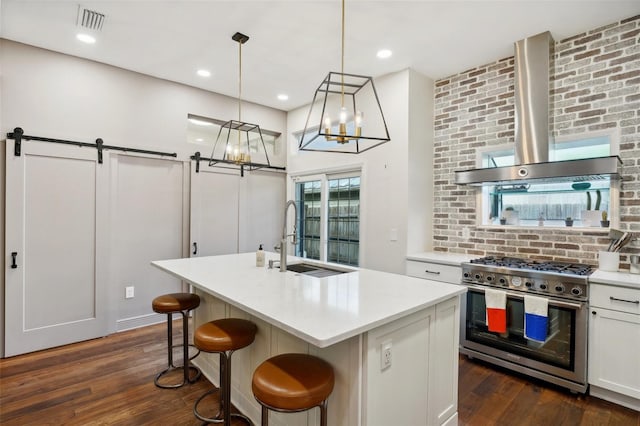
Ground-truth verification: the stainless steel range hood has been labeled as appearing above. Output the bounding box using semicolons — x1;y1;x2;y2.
455;31;622;186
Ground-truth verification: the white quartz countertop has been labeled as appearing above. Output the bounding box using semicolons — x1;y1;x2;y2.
152;252;466;348
407;251;479;266
591;269;640;289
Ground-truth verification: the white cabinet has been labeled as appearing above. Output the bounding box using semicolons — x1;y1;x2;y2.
588;283;640;411
364;296;460;425
406;252;474;285
406;260;462;284
194;291;460;426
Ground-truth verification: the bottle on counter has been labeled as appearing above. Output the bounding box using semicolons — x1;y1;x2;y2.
256;244;265;267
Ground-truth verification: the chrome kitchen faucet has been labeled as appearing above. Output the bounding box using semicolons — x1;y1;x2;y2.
274;200;297;272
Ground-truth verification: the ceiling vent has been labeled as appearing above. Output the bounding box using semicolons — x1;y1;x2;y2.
76;5;105;31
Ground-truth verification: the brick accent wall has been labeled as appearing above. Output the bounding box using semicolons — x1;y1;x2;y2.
433;15;640;269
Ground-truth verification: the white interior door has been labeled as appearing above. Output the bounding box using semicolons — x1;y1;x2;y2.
110;154;186;331
5;140;109;357
190;165;240;257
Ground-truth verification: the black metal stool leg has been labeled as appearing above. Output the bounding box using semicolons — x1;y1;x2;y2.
154;309;201;389
193;350;252;425
181;311;190;384
168;313;174;367
223;352;231;426
261;406;268;426
320;400;328;426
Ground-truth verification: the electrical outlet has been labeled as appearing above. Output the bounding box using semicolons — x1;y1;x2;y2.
125;286;135;299
381;341;392;370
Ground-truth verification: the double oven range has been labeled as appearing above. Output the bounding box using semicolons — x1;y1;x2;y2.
460;256;592;393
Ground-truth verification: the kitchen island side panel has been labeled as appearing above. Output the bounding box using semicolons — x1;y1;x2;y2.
194;290;460;426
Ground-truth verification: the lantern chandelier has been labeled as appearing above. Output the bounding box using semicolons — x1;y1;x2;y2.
208;32;272;173
299;0;390;154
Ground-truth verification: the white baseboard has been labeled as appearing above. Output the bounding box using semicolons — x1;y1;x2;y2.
116;312;166;332
590;385;640;412
442;412;459;426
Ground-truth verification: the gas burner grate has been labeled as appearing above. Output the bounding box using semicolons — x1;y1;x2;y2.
470;256;593;276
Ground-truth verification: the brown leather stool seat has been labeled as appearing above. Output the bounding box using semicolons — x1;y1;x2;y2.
152;292;201;313
151;292;201;389
252;354;335;426
194;319;257;353
193;318;257;425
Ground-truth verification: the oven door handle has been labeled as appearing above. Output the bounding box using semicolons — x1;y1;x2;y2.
465;284;586;310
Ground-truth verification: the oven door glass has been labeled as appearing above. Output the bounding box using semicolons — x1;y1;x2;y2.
465;288;576;370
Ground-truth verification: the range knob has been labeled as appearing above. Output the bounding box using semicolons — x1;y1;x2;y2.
571;287;583;296
525;281;533;288
463;272;471;279
498;277;507;286
474;273;483;281
539;283;548;291
486;275;495;282
555;284;565;293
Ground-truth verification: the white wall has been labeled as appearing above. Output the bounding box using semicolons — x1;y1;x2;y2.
286;68;434;274
0;40;287;344
407;69;434;254
0;40;286;162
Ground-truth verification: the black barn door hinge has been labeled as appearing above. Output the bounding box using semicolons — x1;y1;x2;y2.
194;151;201;173
11;127;23;156
96;138;104;164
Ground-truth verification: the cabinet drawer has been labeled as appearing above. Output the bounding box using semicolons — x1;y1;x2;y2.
406;260;461;284
591;284;640;315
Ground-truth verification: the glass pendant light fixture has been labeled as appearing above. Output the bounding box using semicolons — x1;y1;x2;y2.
209;32;272;174
299;0;390;154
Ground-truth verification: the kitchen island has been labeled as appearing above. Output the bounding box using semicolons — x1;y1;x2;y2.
152;252;466;426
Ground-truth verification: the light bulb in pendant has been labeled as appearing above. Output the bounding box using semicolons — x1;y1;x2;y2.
355;111;363;137
339;107;348;124
324;115;332;134
338;107;348;138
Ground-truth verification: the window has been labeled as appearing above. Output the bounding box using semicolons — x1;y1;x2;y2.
327;177;360;265
294;173;361;266
186;113;280;157
479;132;618;228
296;180;322;260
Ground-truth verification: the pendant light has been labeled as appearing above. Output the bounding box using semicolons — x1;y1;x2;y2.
208;32;272;174
299;0;390;154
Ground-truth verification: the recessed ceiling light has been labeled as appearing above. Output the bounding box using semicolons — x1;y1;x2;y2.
76;33;96;44
377;49;392;59
277;94;289;101
195;138;204;142
197;69;211;77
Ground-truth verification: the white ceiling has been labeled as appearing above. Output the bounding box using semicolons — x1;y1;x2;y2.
1;1;639;112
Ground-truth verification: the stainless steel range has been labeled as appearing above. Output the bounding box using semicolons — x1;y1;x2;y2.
460;256;593;393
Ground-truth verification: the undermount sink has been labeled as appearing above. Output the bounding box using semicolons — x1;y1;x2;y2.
286;262;347;277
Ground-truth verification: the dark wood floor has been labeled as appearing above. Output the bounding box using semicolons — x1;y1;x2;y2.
458;353;639;426
1;323;638;425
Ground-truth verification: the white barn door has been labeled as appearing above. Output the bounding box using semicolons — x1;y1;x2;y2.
109;154;186;331
190;165;239;257
4;140;109;357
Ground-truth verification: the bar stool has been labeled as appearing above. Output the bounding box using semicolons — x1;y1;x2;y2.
193;318;257;425
252;354;335;426
151;292;202;389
